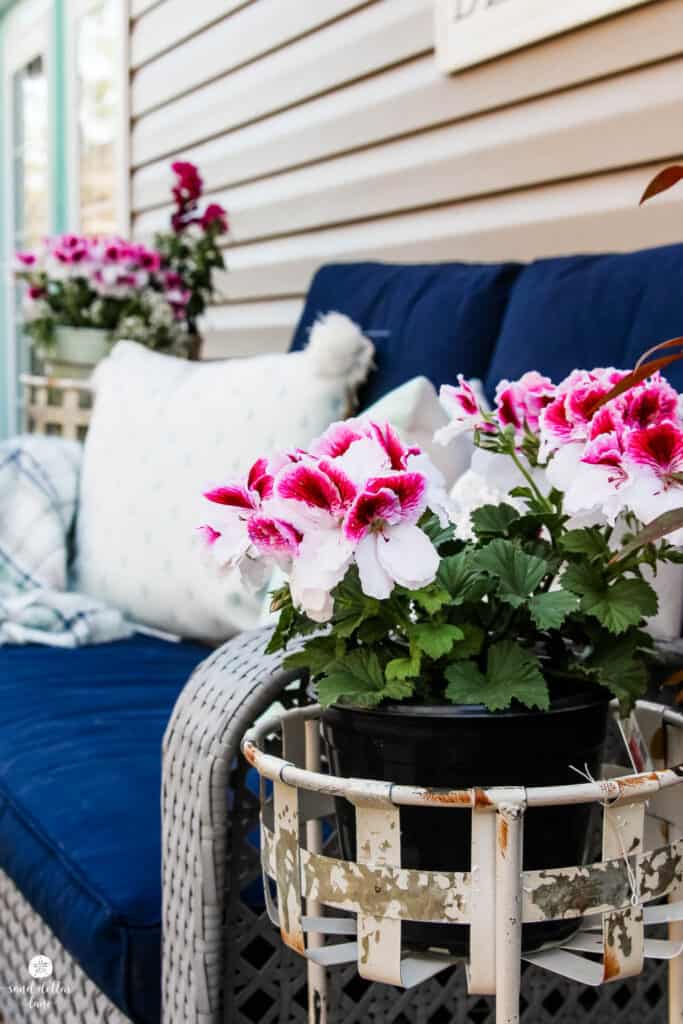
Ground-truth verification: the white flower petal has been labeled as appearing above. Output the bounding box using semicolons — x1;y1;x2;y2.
355;534;394;600
334;436;390;485
376;523;439;591
291;528;354;593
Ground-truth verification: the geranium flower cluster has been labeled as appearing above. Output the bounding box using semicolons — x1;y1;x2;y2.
15;160;229;358
15;233;191;356
199;420;453;621
170;161;228;235
439;366;683;531
16;234;184;304
154;161;228;333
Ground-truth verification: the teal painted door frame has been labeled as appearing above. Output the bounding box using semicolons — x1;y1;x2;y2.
0;0;69;437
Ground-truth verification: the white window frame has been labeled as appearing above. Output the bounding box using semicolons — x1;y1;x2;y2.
3;0;52;431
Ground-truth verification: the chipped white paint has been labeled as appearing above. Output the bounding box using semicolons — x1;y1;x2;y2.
243;701;683;1023
602;801;645;982
495;800;525;1024
468;808;497;994
304;718;327;1024
273;780;305;954
667;722;683;1022
355;803;403;986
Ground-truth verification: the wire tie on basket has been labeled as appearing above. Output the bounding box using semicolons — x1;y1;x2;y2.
569;762;641;907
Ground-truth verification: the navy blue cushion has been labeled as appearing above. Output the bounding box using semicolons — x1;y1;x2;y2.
0;635;208;1024
289;261;521;407
486;243;683;401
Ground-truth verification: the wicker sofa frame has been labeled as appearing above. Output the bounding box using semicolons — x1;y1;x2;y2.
0;627;673;1023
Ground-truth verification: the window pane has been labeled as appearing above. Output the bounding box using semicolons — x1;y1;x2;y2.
77;0;118;235
13;56;48;251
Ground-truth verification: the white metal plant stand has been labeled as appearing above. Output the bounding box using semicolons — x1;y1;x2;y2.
242;700;683;1024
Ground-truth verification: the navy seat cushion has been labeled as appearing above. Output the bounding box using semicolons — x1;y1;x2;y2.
0;634;209;1024
486;243;683;401
289;261;521;407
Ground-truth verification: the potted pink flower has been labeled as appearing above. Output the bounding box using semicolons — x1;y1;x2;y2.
198;357;683;956
14;161;228;370
153;161;228;357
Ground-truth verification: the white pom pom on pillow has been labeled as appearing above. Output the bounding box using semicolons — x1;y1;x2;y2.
305;312;375;396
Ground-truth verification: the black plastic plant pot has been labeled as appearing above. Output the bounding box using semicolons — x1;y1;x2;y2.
320;682;610;957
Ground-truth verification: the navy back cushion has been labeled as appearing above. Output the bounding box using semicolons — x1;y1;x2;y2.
289;261;521;408
486;243;683;400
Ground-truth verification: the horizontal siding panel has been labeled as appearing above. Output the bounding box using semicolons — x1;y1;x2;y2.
198;299;303;359
131;0;377;117
130;0;432;167
130;0;683;203
131;0;159;17
213;164;683;301
133;59;683;242
131;0;250;69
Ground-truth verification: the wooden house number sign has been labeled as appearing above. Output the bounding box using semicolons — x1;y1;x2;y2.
435;0;655;73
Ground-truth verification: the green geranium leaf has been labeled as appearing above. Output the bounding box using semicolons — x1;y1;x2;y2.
411;583;454;614
386;650;422;682
451;622;485;660
283;635;339;677
317;649;386;708
561;562;603;596
445;638;549;712
470;503;520;539
444;660;487;705
527;590;580;630
420;512;456;549
582;628;650;711
583;579;658;635
560;528;610;561
408;622;464;660
383;676;417;702
472;538;548;608
437;552;489;605
356;618;391;644
332;569;381;638
563;565;658;634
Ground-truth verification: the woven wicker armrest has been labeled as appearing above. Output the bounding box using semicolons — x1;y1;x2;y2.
161;626;297;1024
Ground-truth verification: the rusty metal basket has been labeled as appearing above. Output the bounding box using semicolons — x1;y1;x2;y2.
242;700;683;1024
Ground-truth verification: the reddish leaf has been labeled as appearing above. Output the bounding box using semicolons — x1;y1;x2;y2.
610;507;683;563
664;668;683;688
635;336;683;370
640;165;683;206
588;337;683;416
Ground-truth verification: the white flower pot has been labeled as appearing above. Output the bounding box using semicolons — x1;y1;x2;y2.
51;326;112;368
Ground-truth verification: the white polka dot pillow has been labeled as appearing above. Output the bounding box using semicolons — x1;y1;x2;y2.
75;317;373;642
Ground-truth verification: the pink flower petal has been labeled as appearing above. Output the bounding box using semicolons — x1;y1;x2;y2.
366;472;427;523
344;488;400;542
625;420;683;482
247;457;274;500
247;516;302;555
203;484;256;510
276;463;342;513
198;524;220;546
368;421;412;470
311;421;366;459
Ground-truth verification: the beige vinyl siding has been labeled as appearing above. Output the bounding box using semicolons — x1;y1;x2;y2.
129;0;683;359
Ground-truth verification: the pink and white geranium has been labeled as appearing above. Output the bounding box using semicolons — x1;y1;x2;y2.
199;420;453;621
15;160;228;358
438;365;683;541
